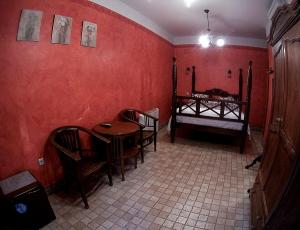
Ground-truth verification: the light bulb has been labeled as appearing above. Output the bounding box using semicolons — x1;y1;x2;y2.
198;35;210;48
201;41;210;48
216;38;225;47
184;0;195;8
198;35;208;44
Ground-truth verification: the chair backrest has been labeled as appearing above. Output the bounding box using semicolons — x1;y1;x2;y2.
51;127;86;168
139;114;154;130
121;109;138;122
54;127;81;153
120;108;159;132
139;108;159;131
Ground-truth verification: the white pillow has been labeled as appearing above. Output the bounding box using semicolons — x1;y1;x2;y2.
138;109;159;132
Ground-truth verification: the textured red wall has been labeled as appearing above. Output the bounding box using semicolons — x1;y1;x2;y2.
0;0;173;185
174;45;269;128
0;0;269;186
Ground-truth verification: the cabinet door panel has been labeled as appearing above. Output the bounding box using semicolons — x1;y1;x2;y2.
262;30;300;218
252;4;300;229
260;132;279;188
271;44;285;125
260;44;285;201
281;33;300;160
263;144;293;213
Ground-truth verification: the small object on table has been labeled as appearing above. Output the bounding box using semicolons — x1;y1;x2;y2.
100;122;112;128
0;171;56;229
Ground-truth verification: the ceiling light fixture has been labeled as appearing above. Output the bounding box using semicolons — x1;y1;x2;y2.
198;9;225;48
184;0;195;8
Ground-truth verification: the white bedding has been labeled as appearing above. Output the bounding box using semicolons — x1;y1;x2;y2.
167;104;246;132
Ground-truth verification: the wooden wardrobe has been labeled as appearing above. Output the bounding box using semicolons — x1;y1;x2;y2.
250;1;300;230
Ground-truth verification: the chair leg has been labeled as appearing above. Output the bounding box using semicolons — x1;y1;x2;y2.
135;156;138;169
140;143;144;163
139;129;144;163
107;165;113;186
76;177;89;209
120;158;125;181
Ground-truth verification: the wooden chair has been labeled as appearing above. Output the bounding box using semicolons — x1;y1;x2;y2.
119;108;158;163
50;126;113;209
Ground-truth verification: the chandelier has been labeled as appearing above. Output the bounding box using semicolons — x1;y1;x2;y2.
198;9;225;48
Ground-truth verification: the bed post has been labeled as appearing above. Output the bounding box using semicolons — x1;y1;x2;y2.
171;57;177;143
238;68;243;101
192;66;196;95
240;61;253;153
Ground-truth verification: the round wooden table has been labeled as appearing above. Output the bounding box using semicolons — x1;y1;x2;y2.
93;121;140;181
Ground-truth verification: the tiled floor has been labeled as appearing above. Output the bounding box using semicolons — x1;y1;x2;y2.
43;128;262;230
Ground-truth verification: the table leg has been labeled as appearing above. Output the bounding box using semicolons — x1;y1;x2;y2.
119;137;125;181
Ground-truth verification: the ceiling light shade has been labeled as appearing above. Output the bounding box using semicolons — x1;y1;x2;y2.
184;0;195;8
216;38;225;47
198;35;210;48
198;9;225;48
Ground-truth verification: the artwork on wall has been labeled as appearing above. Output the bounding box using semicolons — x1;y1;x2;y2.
17;9;43;42
51;15;72;44
81;21;97;48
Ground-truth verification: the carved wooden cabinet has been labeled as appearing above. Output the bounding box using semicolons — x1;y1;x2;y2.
250;2;300;230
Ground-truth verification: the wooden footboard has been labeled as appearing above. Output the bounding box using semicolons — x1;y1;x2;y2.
176;96;247;122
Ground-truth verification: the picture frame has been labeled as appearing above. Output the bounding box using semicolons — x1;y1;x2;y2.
51;15;72;44
81;21;97;48
17;9;43;42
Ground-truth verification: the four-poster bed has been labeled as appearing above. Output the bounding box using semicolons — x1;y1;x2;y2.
170;57;253;153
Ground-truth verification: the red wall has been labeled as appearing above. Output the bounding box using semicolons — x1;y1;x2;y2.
174;45;269;127
0;0;174;185
0;0;270;187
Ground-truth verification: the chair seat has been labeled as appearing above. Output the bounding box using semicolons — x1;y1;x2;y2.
114;146;139;161
142;130;154;141
79;159;107;178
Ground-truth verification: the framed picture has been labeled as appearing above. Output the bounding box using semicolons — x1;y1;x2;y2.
51;15;72;44
81;21;97;48
17;9;43;42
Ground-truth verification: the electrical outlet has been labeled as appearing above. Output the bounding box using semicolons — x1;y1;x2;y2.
38;157;45;166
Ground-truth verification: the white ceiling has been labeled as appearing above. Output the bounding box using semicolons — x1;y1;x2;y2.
120;0;272;39
91;0;273;47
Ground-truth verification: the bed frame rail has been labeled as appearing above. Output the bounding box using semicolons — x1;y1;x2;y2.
176;96;247;122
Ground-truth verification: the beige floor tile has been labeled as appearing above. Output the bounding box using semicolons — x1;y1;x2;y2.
43;128;261;230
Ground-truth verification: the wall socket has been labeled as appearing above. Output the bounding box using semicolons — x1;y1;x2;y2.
38;157;45;166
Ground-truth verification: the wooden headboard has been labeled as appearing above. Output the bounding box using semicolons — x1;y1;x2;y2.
191;67;244;101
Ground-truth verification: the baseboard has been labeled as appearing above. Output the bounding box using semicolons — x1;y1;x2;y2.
249;125;263;132
159;122;168;130
45;179;64;195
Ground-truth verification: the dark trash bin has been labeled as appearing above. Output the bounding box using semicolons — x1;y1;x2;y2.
0;171;56;230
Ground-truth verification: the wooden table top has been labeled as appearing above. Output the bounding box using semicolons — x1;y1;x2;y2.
93;120;139;137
